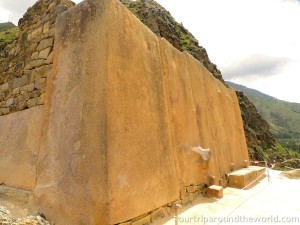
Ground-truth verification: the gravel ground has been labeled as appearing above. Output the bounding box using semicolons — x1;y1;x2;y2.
280;169;300;179
0;206;50;225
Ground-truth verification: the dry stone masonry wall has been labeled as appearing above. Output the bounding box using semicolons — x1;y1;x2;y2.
0;0;74;116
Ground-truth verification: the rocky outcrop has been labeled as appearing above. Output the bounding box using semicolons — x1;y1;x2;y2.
236;91;276;160
120;0;279;162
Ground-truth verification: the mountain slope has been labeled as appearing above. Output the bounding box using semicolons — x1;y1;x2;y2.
0;22;19;60
227;81;300;152
0;22;15;32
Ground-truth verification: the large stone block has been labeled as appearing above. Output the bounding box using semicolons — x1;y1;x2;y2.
29;0;249;224
13;75;28;89
37;38;54;51
228;166;266;189
0;106;43;191
207;185;223;198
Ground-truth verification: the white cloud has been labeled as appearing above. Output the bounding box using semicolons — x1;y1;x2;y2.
0;8;10;23
0;0;36;24
222;54;292;79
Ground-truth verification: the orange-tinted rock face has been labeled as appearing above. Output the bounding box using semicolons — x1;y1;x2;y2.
32;0;248;224
0;0;249;224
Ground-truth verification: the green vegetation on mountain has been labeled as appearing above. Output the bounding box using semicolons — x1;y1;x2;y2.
0;22;15;32
227;81;300;154
0;22;19;60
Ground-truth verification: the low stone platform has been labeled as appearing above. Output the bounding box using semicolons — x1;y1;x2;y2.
228;166;266;189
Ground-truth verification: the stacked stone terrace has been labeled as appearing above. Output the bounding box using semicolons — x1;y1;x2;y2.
0;0;74;116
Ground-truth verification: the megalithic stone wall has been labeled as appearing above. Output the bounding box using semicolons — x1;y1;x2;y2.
0;0;249;224
33;0;249;224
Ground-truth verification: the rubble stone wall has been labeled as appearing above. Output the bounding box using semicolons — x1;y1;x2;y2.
0;0;74;116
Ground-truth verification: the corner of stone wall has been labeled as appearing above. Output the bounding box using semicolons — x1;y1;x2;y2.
0;0;74;116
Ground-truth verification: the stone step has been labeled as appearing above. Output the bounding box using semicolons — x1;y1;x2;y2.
207;185;224;198
228;166;266;189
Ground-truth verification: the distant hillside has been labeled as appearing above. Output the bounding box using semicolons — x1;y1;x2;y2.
227;81;300;152
0;22;15;32
0;22;19;60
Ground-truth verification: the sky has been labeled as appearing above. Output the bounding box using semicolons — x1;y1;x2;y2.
0;0;300;103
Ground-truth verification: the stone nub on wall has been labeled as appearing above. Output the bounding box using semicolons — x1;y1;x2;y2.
0;0;74;116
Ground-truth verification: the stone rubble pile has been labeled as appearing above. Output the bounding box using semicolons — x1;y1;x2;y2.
0;206;50;225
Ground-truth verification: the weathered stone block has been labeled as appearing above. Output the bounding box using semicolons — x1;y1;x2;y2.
35;78;46;90
37;93;45;105
0;93;5;102
27;97;38;108
132;215;151;225
186;185;197;193
0;106;43;190
15;94;29;103
42;14;51;23
12;88;20;95
1;83;10;92
0;101;5;108
228;166;266;189
46;28;55;38
181;195;191;205
46;51;54;64
37;38;54;51
28;59;46;69
20;85;29;92
28;26;43;41
207;185;223;198
28;83;35;92
17;101;27;111
31;1;249;224
43;21;51;34
0;108;9;115
6;98;14;107
32;65;52;79
39;47;52;59
47;2;56;12
31;52;39;60
151;207;172;222
56;5;69;15
13;75;28;89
